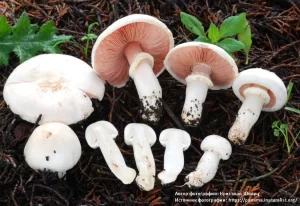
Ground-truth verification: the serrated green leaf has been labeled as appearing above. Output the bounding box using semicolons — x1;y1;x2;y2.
0;16;11;38
180;12;206;37
208;23;220;43
217;38;245;53
238;22;252;64
0;11;72;66
194;36;211;43
220;13;247;38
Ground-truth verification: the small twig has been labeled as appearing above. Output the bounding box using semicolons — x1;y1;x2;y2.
271;40;300;60
161;99;185;130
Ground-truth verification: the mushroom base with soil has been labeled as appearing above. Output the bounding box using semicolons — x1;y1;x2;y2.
228;86;270;144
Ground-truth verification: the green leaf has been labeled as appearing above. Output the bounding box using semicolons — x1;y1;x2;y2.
217;38;245;53
280;123;288;131
81;33;98;41
272;120;279;129
286;82;294;104
0;16;11;38
219;13;247;38
0;11;72;66
284;106;300;114
273;129;280;137
87;22;99;34
180;12;206;37
208;23;220;43
238;22;252;64
194;36;211;43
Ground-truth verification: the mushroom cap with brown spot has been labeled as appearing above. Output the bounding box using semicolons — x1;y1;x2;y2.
91;14;174;87
164;42;238;90
232;68;287;112
3;54;105;125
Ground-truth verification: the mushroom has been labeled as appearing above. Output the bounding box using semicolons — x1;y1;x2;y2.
185;135;231;187
24;122;81;178
3;54;105;125
228;68;287;144
158;128;191;184
85;121;136;184
91;14;174;123
124;123;156;191
164;42;238;126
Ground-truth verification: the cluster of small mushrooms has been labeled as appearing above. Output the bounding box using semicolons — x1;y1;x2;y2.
3;14;287;191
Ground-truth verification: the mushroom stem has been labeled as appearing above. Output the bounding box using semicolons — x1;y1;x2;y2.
185;151;219;187
124;42;162;123
228;87;269;144
94;129;137;184
132;135;155;191
158;135;185;184
182;67;213;126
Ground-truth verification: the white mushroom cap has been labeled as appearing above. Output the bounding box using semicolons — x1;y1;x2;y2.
201;135;232;160
164;42;238;90
85;121;118;149
24;122;81;178
159;128;191;150
3;54;105;125
124;123;157;146
232;68;287;112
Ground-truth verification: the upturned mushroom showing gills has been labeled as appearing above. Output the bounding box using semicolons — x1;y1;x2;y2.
91;14;174;123
164;42;238;126
24;122;81;178
3;54;105;125
124;123;157;191
185;135;231;187
85;121;136;184
158;128;191;184
228;68;287;144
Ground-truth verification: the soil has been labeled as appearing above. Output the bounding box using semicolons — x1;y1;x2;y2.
0;0;299;206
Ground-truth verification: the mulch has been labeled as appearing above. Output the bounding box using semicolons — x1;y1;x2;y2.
0;0;299;205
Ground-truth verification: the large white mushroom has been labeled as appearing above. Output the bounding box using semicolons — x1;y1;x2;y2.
164;42;238;126
3;54;105;125
228;68;287;144
185;135;231;187
124;123;156;191
24;122;81;178
91;14;174;123
158;128;191;184
85;121;136;184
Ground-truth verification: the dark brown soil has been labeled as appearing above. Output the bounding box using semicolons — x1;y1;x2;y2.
0;0;299;205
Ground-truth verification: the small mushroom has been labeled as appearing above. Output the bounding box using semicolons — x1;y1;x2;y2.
92;14;174;123
228;68;287;144
24;122;81;178
85;121;136;184
164;42;238;126
124;123;156;191
3;54;105;125
158;128;191;184
185;135;232;187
